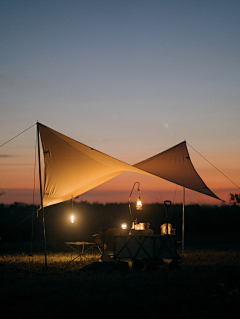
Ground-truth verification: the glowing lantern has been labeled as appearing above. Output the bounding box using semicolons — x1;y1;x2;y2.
128;182;143;221
70;196;75;223
121;223;127;229
136;196;142;210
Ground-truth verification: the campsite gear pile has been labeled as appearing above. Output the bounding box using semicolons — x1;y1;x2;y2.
90;200;180;271
113;200;180;270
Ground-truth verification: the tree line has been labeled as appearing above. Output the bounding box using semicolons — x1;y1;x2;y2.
0;198;240;244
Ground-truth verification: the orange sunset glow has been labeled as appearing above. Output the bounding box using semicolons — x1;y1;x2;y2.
1;147;239;206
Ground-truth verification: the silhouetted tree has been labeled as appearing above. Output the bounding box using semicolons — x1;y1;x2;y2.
229;193;240;205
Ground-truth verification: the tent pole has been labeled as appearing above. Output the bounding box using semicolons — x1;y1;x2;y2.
37;122;47;269
182;187;185;256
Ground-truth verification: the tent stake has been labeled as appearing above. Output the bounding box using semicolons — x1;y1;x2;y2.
182;187;185;256
37;122;47;269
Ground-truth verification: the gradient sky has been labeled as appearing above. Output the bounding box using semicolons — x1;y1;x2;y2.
1;0;240;206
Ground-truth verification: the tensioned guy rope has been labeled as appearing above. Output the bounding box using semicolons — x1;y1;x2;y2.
187;142;240;190
0;123;36;148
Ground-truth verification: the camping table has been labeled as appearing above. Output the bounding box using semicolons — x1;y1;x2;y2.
113;234;181;269
65;241;100;264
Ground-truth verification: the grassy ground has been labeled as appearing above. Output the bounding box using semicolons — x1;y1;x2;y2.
1;233;240;318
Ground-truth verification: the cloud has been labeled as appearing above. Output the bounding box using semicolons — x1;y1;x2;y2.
0;155;13;158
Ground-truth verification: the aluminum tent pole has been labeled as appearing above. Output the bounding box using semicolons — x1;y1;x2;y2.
182;187;185;256
37;122;47;268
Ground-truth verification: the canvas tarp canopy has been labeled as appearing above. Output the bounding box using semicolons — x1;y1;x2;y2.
38;123;151;207
134;141;219;200
38;123;220;207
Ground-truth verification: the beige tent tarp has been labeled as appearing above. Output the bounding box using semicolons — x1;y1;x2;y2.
38;123;151;207
134;141;220;200
38;123;220;207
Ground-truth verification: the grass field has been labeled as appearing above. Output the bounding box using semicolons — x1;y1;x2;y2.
1;233;240;319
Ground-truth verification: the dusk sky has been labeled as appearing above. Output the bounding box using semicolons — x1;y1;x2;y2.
1;0;240;206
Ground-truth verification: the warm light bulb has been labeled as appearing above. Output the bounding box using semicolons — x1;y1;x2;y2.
71;215;74;223
121;223;127;229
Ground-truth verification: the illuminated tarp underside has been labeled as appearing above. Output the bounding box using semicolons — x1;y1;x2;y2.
38;123;151;207
38;123;220;207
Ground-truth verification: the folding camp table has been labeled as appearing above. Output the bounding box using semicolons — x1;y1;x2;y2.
113;234;181;269
65;241;101;264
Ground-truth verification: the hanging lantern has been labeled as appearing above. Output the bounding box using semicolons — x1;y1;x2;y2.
121;223;127;229
70;196;74;223
128;182;143;221
136;196;142;210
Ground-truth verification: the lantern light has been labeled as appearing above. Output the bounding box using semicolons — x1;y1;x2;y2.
121;223;127;229
136;196;142;210
70;196;75;223
128;182;143;221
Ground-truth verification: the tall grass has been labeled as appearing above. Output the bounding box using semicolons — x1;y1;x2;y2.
1;234;240;318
